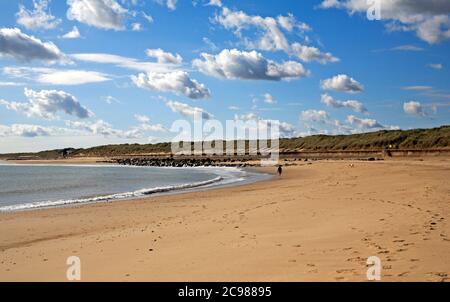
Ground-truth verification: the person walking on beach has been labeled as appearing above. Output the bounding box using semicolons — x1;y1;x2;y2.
277;165;283;177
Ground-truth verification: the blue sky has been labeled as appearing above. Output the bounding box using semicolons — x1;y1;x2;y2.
0;0;449;153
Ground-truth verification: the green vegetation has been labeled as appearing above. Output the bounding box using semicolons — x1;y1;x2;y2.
1;126;449;159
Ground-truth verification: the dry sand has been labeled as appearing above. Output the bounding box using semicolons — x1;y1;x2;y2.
0;158;449;281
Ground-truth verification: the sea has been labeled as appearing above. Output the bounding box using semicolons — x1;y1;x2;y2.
0;163;270;212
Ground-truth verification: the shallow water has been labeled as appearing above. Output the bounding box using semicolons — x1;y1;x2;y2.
0;163;268;212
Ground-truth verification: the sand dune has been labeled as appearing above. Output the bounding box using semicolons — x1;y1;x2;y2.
0;159;449;281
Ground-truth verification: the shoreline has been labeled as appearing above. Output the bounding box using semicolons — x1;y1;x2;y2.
0;158;449;281
0;164;272;213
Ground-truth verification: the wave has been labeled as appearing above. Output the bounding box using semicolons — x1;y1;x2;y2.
0;176;223;212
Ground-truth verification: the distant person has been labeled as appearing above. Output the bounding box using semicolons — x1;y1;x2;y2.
277;165;283;177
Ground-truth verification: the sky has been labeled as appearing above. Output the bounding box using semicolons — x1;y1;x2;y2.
0;0;449;153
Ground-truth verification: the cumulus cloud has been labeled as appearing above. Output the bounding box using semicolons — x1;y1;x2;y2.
0;88;93;120
215;7;307;52
0;27;66;63
207;0;222;7
66;119;142;138
62;26;81;39
16;0;61;31
166;100;214;120
67;0;128;31
300;109;330;124
135;114;150;124
131;71;211;99
0;124;50;137
403;101;425;116
234;112;296;138
300;107;399;135
319;0;450;44
347;115;384;129
290;42;339;64
146;48;182;64
134;114;166;132
193;49;309;81
321;74;364;93
321;94;367;113
3;66;110;86
214;7;338;64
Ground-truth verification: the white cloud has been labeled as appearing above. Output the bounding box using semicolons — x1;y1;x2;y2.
166;100;214;120
62;26;81;39
234;112;258;121
300;109;330;123
0;81;24;87
156;0;177;10
67;119;141;138
321;74;364;93
71;53;176;73
263;93;276;104
167;0;178;10
233;112;296;138
193;49;309;81
428;63;443;70
207;0;222;7
214;7;337;64
215;7;306;52
390;45;424;51
64;114;166;139
401;86;433;91
300;107;399;135
403;101;425;116
16;0;61;31
347;115;384;129
0;124;51;138
3;67;111;86
146;48;182;64
0;27;66;64
134;114;150;123
321;93;367;113
0;88;93;120
134;114;166;132
104;95;119;104
290;42;339;64
142;12;153;23
319;0;450;44
131;71;211;99
131;22;142;31
67;0;128;31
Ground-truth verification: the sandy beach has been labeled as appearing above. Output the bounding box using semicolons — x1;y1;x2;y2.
0;158;449;282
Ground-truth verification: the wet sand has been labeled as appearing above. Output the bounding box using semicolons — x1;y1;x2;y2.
0;158;449;281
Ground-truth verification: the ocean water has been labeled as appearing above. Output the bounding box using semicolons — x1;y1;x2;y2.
0;163;269;212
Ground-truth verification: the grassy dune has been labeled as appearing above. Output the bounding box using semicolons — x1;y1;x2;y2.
1;125;449;159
